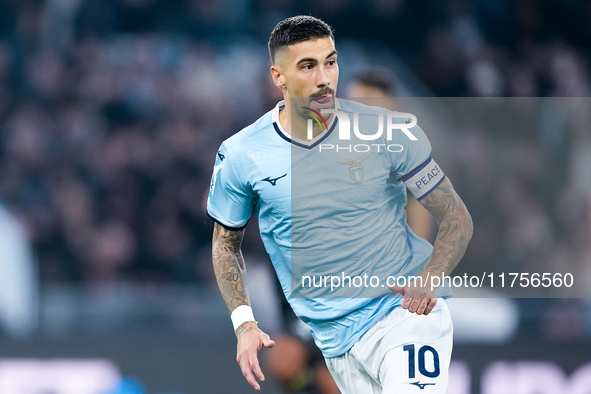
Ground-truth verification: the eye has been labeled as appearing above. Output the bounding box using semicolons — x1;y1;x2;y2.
327;59;336;67
302;64;313;70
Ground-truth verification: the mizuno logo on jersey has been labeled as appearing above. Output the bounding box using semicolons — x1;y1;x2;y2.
217;151;225;161
261;173;287;186
409;381;436;389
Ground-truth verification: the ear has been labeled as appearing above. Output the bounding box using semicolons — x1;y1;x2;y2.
270;65;285;89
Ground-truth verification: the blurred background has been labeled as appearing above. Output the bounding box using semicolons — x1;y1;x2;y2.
0;0;590;393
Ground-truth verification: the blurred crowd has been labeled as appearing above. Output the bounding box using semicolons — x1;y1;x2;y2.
0;0;589;302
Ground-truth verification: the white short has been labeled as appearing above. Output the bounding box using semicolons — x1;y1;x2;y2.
325;299;453;394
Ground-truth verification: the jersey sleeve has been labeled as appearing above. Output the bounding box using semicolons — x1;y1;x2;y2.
206;143;255;229
390;123;446;201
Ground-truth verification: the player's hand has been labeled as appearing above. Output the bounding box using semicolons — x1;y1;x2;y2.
235;321;275;391
389;279;437;315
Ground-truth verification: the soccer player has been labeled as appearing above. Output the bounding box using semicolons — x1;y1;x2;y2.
207;15;473;393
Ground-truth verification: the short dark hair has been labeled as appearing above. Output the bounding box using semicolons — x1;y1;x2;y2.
351;68;397;96
268;16;334;64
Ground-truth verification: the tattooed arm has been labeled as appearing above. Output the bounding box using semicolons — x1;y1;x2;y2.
212;223;275;391
419;177;473;278
390;177;473;315
212;223;249;312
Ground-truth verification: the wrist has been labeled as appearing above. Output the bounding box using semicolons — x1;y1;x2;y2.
231;305;257;331
235;321;259;337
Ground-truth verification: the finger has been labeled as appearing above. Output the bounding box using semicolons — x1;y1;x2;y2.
408;298;421;313
262;333;275;348
251;356;265;382
416;298;429;315
424;298;438;315
389;285;405;295
401;296;411;309
242;365;260;391
238;356;261;392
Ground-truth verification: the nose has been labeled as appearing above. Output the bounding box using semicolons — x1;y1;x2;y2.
317;66;331;88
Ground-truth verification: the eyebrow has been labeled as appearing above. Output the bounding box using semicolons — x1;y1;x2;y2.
296;50;338;66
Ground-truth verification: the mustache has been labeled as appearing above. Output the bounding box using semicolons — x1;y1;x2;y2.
310;87;335;98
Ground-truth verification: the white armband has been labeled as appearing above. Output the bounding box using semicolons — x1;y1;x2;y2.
231;305;257;331
400;156;446;200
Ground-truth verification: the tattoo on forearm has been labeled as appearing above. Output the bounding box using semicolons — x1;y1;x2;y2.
438;218;461;243
236;324;255;337
420;178;473;276
212;224;250;312
425;262;448;274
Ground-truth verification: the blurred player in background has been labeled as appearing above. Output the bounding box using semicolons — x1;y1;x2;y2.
347;68;396;103
208;16;472;393
347;68;434;242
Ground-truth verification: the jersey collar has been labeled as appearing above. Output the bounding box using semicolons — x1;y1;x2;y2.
272;99;340;149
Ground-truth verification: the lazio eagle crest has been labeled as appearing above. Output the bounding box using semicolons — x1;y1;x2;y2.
337;153;371;183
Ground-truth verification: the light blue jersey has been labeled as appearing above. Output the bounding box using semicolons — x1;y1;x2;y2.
207;99;448;358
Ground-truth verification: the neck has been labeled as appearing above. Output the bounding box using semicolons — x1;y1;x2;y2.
278;101;293;135
278;100;331;141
